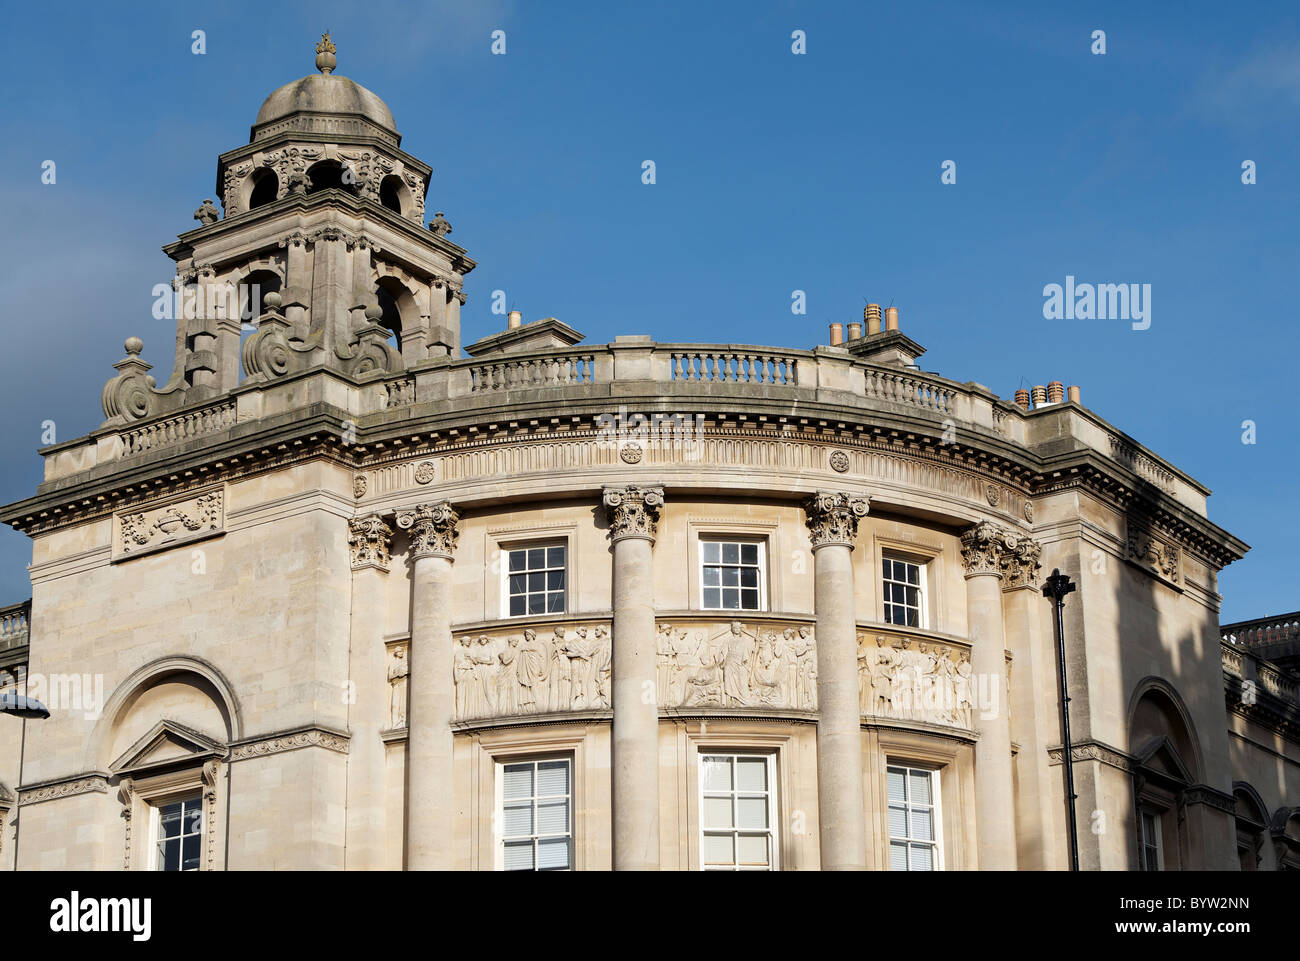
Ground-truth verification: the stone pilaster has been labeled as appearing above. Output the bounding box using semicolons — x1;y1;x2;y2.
805;490;869;870
395;501;459;869
603;485;663;870
959;520;1018;869
345;514;393;869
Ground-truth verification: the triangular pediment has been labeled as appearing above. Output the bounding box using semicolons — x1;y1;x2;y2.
1135;735;1193;785
110;719;226;775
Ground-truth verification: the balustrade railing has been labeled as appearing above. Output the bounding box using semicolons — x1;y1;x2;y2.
467;352;597;392
668;349;798;385
863;367;955;415
121;400;237;456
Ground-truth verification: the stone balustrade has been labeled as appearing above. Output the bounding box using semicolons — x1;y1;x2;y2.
1222;640;1300;710
29;338;1205;519
0;600;29;652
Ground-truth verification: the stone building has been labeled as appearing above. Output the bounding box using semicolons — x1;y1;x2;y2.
0;38;1295;871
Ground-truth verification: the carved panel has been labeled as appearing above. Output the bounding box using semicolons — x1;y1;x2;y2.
387;641;409;729
857;632;975;730
1125;520;1180;586
113;487;224;561
454;624;611;721
656;619;818;711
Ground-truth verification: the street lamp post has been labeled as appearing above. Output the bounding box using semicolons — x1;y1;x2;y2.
1043;568;1080;872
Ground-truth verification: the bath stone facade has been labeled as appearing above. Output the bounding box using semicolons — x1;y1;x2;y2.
0;37;1293;871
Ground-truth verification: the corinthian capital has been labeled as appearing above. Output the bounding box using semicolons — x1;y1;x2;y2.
602;485;664;543
804;491;870;549
959;520;1005;577
999;531;1043;590
396;501;460;559
349;513;393;570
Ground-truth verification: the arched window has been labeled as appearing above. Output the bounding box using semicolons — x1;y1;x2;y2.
239;269;282;326
1233;784;1267;871
247;168;278;209
306;160;354;195
374;281;403;350
379;174;407;214
1129;683;1201;871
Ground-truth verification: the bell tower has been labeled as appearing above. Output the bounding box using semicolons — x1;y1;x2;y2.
102;34;474;426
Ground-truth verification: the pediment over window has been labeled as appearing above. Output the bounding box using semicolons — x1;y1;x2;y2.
1133;735;1193;786
110;719;227;777
0;781;13;804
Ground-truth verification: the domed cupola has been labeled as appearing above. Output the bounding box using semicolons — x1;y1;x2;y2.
251;34;400;147
104;33;474;428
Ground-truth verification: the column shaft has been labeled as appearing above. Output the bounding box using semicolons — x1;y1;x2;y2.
406;553;454;869
967;571;1018;868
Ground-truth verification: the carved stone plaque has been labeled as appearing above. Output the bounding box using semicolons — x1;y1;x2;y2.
113;486;225;561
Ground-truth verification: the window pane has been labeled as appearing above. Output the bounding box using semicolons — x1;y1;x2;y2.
703;588;720;608
703;795;733;829
892;583;905;602
722;589;739;609
548;570;565;591
181;834;201;871
537;799;569;835
910;771;931;805
721;567;740;587
509;595;525;617
910;843;934;871
160;804;182;838
906;564;919;585
702;833;734;866
162;840;179;872
503;840;534;871
502;764;533;801
905;608;919;628
703;566;720;586
527;548;544;569
740;543;758;565
546;546;566;567
508;573;525;595
738;834;769;867
528;572;546;591
702;541;720;563
890;841;908;871
722;543;739;564
503;802;532;837
537;837;571;870
889;805;908;838
527;593;544;614
737;796;768;830
702;756;732;791
906;586;919;607
547;592;565;613
740;567;758;587
508;550;525;572
741;589;759;610
537;761;569;796
736;757;767;792
184;804;203;835
887;768;906;803
911;808;933;841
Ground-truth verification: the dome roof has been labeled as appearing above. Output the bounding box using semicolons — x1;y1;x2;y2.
254;72;397;133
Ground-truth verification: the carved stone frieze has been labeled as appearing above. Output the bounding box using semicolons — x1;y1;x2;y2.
19;774;109;806
857;633;975;729
114;487;224;560
657;620;818;711
805;490;869;549
348;513;393;570
229;727;349;760
1126;521;1180;585
454;625;611;721
603;485;664;543
396;501;459;559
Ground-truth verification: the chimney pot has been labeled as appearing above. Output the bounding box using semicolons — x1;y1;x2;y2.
1031;385;1048;407
1067;385;1081;403
1047;381;1065;404
884;306;899;331
829;323;844;346
847;321;863;340
507;310;522;330
1014;389;1031;410
865;304;882;335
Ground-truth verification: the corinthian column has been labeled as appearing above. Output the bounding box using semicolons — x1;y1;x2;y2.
603;484;664;870
805;490;870;870
959;521;1018;869
396;501;460;870
345;514;393;869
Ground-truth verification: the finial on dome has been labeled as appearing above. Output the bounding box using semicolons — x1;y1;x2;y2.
315;32;337;74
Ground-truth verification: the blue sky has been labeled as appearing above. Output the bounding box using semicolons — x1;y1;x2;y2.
0;0;1295;621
